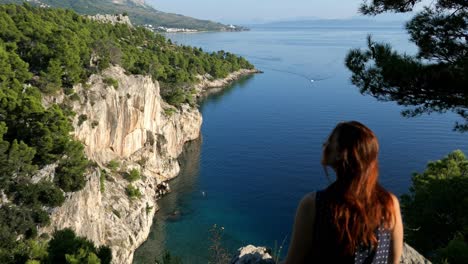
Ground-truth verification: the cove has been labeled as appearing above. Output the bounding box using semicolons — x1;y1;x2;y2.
134;23;468;263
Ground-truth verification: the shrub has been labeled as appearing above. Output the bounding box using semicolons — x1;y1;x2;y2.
401;150;468;263
36;182;65;207
164;108;177;117
103;77;119;89
126;184;142;200
126;168;141;182
100;171;106;192
54;141;89;193
145;203;153;215
107;160;120;172
47;228;112;264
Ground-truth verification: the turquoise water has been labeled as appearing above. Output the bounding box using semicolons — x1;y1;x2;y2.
134;24;468;263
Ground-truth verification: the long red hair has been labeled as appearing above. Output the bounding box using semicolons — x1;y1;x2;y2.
322;121;394;255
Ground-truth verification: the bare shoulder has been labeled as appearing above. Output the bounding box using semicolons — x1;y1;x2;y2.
298;192;316;215
389;193;401;209
388;192;402;230
302;192;316;205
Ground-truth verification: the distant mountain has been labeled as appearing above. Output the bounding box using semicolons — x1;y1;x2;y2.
0;0;245;31
254;18;405;28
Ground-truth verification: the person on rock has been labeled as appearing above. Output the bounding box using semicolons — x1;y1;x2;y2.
282;121;403;264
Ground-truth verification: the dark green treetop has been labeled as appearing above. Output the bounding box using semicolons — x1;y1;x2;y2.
346;0;467;131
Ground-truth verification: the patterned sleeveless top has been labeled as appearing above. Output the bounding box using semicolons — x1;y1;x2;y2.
311;190;392;264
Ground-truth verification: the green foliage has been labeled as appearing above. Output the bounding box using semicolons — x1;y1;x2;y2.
0;228;111;264
126;168;141;182
0;238;48;264
54;140;89;192
126;184;142;199
164;107;177;117
146;202;153;215
163;86;198;108
65;249;101;264
401;150;468;263
48;228;111;264
107;159;120;172
347;1;468;131
9;181;65;207
436;233;468;264
0;4;252;108
103;77;119;89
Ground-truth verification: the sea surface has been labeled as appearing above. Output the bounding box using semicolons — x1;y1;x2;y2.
134;23;468;263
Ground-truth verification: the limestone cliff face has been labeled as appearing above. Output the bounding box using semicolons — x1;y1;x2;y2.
41;66;202;263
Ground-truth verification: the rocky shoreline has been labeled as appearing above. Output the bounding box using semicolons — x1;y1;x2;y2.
195;68;262;98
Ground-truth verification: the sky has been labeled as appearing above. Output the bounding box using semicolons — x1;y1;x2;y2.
147;0;362;23
145;0;428;24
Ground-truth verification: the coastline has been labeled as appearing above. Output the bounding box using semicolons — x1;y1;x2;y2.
194;68;262;98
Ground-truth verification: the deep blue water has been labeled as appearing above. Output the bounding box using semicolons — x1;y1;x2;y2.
134;24;468;263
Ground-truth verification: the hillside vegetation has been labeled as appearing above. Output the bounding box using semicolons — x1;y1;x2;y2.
0;0;238;31
0;3;252;262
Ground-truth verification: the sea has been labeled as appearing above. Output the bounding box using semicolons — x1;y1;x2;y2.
133;21;468;263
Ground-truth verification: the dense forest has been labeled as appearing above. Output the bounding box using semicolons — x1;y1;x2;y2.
0;3;252;263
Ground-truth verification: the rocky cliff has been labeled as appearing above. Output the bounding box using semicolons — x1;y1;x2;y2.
40;66;202;263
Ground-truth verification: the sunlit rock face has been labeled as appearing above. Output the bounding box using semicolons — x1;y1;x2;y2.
72;66;201;179
40;66;202;263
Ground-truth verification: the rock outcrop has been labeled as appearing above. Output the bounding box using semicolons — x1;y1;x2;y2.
230;243;431;264
401;244;432;264
88;14;133;27
230;245;275;264
40;66;202;263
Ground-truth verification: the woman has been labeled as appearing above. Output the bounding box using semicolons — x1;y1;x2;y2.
282;121;403;264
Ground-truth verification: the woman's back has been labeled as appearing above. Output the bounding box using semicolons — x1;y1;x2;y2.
282;121;403;264
312;188;392;264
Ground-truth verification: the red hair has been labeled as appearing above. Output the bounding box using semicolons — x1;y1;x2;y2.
322;121;394;255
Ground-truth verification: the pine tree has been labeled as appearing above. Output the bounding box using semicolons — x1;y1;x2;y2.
346;0;467;131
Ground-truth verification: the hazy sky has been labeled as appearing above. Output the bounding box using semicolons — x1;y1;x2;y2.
146;0;432;24
147;0;365;23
